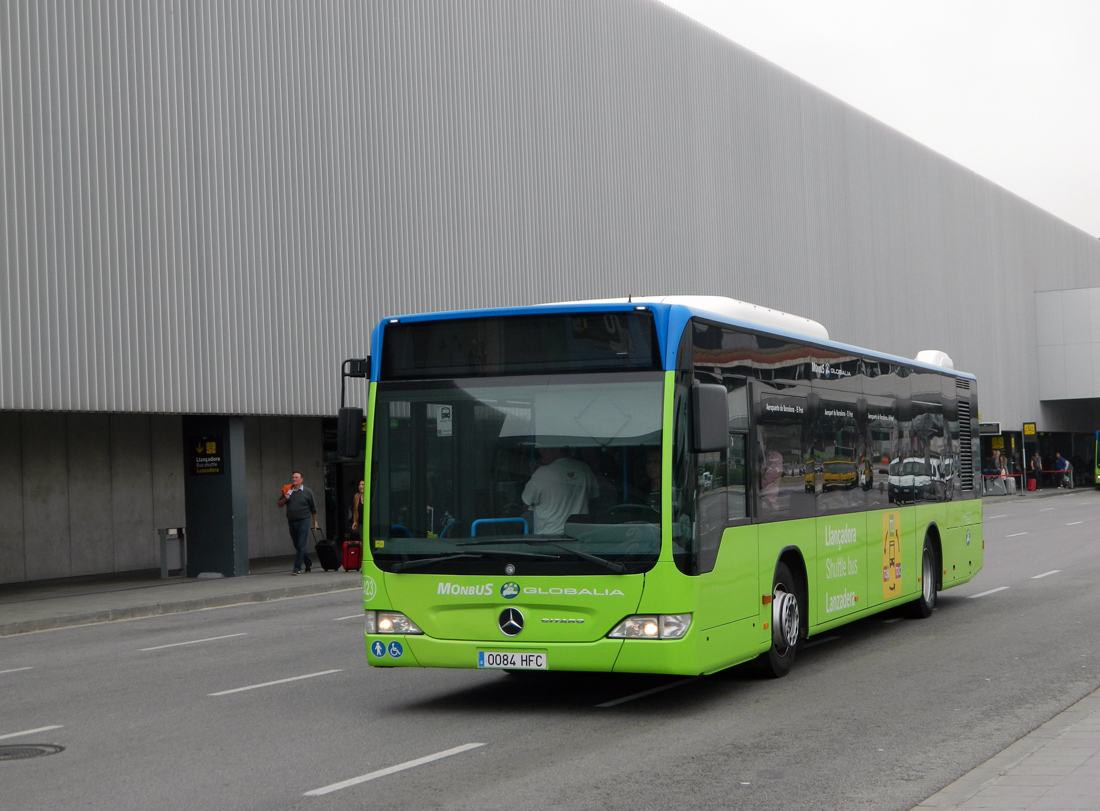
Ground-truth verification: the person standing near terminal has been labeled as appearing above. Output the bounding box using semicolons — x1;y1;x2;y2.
278;471;319;575
1054;453;1071;488
1030;451;1043;489
351;479;365;538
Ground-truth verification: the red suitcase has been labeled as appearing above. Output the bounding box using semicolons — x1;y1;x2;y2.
342;539;363;572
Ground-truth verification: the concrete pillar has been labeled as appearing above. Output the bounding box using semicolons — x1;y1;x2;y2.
183;416;250;577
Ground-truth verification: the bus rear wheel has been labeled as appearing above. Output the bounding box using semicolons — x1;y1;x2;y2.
906;535;938;619
757;562;801;678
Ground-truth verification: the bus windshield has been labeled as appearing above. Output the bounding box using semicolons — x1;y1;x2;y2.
368;372;665;575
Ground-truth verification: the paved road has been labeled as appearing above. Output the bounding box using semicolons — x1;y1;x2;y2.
3;493;1098;810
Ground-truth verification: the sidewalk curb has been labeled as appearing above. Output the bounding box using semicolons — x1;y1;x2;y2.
913;688;1100;809
0;581;360;637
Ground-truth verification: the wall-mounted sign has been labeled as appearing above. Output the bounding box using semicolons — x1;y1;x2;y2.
191;436;224;475
978;422;1001;435
436;404;453;437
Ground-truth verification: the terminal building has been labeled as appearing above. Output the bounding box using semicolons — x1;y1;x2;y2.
3;1;1099;584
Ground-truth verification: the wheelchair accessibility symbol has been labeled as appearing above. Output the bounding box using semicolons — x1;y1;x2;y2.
387;641;404;658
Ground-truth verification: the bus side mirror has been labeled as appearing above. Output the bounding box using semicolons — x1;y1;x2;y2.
345;358;370;378
337;406;364;458
692;383;729;453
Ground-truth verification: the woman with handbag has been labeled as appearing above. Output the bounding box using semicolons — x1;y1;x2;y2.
350;480;365;538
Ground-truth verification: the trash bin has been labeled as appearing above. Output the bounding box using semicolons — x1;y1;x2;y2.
159;527;187;578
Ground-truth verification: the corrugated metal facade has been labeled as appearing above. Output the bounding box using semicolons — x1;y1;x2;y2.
3;0;1099;425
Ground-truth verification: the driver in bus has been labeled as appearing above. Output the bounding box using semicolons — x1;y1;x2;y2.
522;446;600;535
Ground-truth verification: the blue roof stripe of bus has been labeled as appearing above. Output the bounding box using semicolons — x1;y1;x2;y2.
369;302;977;383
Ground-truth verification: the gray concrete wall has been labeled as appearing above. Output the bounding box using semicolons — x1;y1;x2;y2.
1036;288;1100;402
0;413;321;584
1041;399;1100;434
67;414;114;576
0;411;26;583
22;413;72;582
0;413;184;583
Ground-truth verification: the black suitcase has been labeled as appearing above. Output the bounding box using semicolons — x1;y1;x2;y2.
313;529;342;572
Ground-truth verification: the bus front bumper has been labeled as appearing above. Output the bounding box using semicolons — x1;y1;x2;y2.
365;632;715;675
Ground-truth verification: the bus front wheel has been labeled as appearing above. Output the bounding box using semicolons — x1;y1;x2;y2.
757;562;801;678
906;536;938;619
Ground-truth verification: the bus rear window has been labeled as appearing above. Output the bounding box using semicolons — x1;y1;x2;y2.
380;311;661;380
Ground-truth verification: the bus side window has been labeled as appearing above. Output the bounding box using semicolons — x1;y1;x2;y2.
724;380;749;522
727;433;747;520
755;390;815;521
694;446;727;574
671;376;697;575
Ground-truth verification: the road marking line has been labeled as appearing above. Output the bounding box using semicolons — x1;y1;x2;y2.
210;669;342;696
1032;570;1061;579
1039;507;1054;511
1066;521;1083;526
305;743;485;796
333;615;362;621
0;667;34;675
805;635;841;648
0;725;63;741
140;633;247;651
596;676;700;708
969;587;1010;599
1005;532;1028;537
986;514;1007;519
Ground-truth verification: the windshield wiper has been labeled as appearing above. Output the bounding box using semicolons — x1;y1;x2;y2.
457;537;627;574
390;549;558;572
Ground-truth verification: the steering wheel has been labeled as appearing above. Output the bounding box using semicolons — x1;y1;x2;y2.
500;502;525;518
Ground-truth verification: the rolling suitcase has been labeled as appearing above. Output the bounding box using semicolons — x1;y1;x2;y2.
342;538;363;572
313;529;342;572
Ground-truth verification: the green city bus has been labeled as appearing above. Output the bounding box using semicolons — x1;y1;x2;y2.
338;296;983;677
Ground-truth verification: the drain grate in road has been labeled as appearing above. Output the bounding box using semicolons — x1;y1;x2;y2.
0;744;65;761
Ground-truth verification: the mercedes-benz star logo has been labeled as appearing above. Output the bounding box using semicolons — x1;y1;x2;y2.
498;607;524;637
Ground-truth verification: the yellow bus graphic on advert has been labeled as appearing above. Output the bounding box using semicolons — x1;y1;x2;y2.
882;511;901;598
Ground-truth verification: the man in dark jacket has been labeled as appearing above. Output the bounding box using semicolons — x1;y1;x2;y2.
278;471;319;574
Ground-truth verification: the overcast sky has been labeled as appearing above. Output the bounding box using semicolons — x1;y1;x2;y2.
656;0;1100;238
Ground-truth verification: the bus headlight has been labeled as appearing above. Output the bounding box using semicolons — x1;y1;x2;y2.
365;611;423;635
608;614;691;640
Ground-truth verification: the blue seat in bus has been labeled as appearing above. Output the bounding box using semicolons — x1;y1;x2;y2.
439;520;464;538
470;517;529;536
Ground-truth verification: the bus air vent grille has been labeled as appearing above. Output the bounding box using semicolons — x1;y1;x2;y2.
957;398;974;490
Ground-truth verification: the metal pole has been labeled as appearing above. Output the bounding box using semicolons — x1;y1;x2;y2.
1022;422;1028;494
1022;422;1036;494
